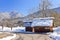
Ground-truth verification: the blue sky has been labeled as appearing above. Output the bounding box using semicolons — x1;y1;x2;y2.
0;0;60;16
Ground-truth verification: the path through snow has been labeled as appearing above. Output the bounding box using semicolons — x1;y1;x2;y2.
0;34;16;40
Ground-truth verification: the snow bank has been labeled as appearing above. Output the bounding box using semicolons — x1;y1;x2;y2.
53;27;60;33
49;32;60;40
53;27;58;31
49;27;60;40
3;27;11;32
49;32;58;38
12;27;26;32
0;26;26;32
0;27;3;31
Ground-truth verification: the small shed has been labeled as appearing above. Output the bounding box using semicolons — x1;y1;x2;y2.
26;17;55;32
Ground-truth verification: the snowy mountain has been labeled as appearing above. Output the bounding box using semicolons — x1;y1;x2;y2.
0;11;24;20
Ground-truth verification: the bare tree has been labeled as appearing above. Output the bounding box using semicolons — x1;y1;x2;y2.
10;11;24;19
39;0;51;17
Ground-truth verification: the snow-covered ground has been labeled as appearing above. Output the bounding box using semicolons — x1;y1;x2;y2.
0;34;16;40
0;26;26;32
49;32;60;40
11;27;26;32
49;26;60;40
3;27;11;32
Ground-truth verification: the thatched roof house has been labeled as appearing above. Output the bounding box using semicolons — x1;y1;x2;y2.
31;17;55;27
25;17;55;32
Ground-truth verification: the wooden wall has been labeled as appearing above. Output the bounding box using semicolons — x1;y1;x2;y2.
26;26;53;32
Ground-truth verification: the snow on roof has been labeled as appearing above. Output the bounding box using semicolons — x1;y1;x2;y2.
33;17;55;20
31;18;53;27
23;22;32;27
23;17;54;27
